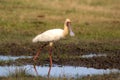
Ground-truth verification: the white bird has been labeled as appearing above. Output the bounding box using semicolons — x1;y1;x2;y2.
32;19;75;67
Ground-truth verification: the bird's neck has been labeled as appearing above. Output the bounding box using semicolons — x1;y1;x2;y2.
63;24;69;37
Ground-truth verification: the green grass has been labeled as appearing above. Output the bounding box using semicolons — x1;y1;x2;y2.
0;72;120;80
0;0;120;44
0;0;119;57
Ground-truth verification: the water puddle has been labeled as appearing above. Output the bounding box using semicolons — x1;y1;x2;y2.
0;55;32;61
81;54;107;58
0;65;119;78
0;54;106;61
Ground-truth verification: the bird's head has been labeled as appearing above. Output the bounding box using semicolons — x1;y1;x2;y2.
65;19;75;36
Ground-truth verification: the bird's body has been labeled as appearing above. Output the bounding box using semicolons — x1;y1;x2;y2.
32;19;74;67
32;29;64;42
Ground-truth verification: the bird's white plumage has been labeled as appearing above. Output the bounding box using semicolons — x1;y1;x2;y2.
32;29;64;43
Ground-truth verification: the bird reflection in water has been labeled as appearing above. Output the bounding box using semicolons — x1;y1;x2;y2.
33;63;51;78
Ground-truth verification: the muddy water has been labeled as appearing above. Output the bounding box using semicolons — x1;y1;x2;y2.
0;65;119;78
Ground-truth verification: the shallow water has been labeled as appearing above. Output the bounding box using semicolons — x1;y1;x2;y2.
0;65;119;78
0;55;119;78
0;55;32;61
0;54;106;61
81;54;107;58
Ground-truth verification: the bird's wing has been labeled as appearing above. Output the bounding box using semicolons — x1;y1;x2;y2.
32;29;64;42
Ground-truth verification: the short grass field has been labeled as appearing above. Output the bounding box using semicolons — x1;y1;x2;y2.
0;0;120;44
0;0;120;80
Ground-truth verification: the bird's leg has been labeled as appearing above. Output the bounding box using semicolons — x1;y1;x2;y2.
49;48;52;67
49;42;53;67
33;48;41;62
33;43;48;62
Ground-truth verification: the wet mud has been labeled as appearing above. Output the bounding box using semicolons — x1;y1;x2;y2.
12;53;120;69
0;42;120;69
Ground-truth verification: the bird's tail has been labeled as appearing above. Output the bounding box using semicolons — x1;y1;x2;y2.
32;34;42;43
32;37;38;43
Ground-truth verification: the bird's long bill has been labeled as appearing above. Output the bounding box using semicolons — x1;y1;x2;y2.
69;26;75;36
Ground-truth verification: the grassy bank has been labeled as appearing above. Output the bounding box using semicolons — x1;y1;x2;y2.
0;73;120;80
0;0;120;55
0;0;120;43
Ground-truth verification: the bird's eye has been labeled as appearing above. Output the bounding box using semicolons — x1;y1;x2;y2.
66;22;71;27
